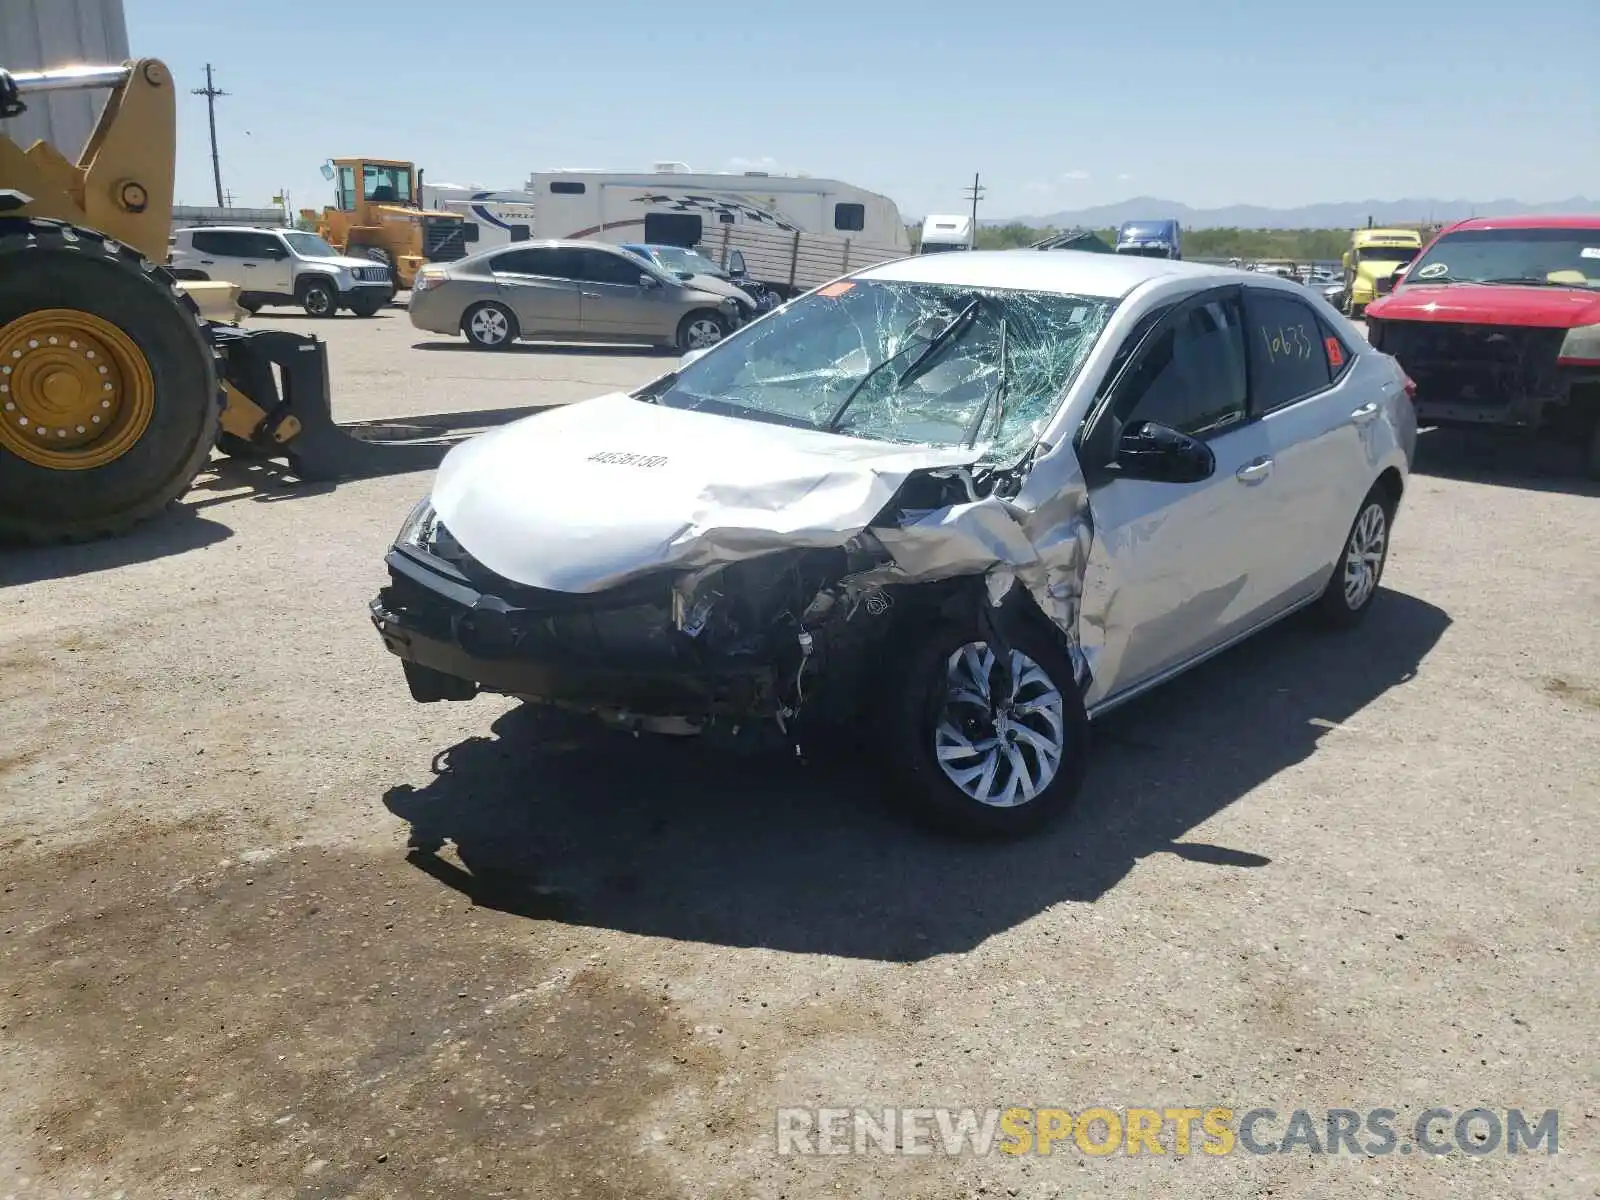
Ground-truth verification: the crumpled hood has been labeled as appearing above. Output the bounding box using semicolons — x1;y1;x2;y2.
1369;283;1600;328
430;391;982;592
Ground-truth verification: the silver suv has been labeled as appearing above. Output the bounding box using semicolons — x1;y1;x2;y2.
167;226;394;318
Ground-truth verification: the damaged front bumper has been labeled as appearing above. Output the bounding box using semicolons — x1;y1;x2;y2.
370;541;783;717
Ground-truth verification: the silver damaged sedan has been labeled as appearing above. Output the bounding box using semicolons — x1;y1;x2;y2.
373;251;1417;836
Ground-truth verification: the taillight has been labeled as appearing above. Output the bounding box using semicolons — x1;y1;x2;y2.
1402;374;1417;401
1556;321;1600;367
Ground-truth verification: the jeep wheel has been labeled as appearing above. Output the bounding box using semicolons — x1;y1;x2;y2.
299;278;336;318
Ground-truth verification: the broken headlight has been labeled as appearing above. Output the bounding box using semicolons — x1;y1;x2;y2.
394;496;436;548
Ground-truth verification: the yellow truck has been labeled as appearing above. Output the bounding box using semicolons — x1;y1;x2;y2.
1341;228;1424;317
303;158;476;290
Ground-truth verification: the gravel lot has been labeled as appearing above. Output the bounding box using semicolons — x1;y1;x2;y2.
2;303;1597;1199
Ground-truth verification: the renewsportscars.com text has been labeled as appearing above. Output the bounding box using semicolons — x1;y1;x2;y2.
775;1106;1559;1157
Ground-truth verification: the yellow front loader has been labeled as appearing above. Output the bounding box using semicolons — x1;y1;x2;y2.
302;157;476;290
0;60;526;544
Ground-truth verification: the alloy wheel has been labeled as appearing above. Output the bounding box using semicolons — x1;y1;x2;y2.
470;307;509;346
1343;501;1387;610
685;318;723;349
933;641;1066;808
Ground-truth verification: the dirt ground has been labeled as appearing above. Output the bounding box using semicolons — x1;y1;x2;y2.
2;304;1597;1199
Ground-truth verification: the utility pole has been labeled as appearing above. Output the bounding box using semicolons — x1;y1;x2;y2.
963;172;985;248
192;64;229;207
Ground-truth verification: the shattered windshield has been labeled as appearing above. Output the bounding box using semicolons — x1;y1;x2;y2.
1403;227;1600;288
655;279;1116;460
650;246;724;277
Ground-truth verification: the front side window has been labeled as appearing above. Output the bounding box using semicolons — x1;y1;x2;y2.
576;249;647;286
1245;289;1332;412
362;164;413;205
282;231;339;258
656;279;1117;458
1404;227;1600;288
1117;295;1248;437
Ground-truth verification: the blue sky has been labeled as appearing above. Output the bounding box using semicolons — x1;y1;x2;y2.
131;0;1597;220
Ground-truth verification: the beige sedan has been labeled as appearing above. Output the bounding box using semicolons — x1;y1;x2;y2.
408;239;742;351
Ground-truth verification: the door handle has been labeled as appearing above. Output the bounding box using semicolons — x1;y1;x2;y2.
580;290;600;299
1350;402;1380;424
241;263;255;269
200;259;214;264
1235;456;1273;484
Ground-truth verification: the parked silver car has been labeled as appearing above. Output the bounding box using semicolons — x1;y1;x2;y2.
408;240;742;351
374;252;1415;837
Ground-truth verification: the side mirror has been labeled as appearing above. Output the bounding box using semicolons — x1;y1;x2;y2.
640;273;662;289
462;224;480;242
680;347;711;369
1114;421;1215;483
320;161;335;181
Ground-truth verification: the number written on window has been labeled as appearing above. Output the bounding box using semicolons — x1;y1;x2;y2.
1260;322;1315;362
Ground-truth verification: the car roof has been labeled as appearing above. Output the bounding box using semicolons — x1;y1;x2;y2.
857;248;1237;299
1439;214;1600;233
179;225;285;235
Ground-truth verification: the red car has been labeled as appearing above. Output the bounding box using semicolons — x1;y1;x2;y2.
1364;215;1600;476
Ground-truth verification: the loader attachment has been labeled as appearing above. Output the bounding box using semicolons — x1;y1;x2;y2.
212;326;546;481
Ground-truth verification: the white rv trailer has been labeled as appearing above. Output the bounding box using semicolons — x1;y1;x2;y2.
426;163;907;251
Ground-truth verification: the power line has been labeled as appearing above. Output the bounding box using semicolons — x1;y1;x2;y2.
963;172;985;247
191;64;229;207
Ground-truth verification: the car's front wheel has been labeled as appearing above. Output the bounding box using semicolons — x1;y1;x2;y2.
1315;483;1395;628
298;278;337;318
676;310;728;352
463;302;518;350
886;620;1089;837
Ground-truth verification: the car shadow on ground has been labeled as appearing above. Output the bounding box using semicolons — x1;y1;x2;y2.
383;589;1450;961
0;506;232;586
410;341;670;357
244;310;399;322
1413;427;1600;497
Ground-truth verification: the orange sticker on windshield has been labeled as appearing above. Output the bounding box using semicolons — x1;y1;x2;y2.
817;281;855;298
1325;336;1345;368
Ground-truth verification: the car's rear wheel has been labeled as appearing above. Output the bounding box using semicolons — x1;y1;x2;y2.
676;310;727;352
463;302;517;350
885;621;1089;837
1315;483;1394;628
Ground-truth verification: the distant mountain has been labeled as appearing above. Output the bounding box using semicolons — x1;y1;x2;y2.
991;195;1600;231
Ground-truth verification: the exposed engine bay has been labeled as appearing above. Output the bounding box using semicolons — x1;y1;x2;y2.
1367;319;1592;430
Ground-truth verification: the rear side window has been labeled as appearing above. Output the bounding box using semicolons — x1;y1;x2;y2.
190;230;239;256
834;203;865;232
492;248;577;278
1245;288;1332;413
1318;315;1353;382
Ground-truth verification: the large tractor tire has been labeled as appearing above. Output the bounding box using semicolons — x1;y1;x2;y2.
0;218;223;544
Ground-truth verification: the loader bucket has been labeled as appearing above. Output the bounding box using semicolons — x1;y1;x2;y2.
211;326;548;481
